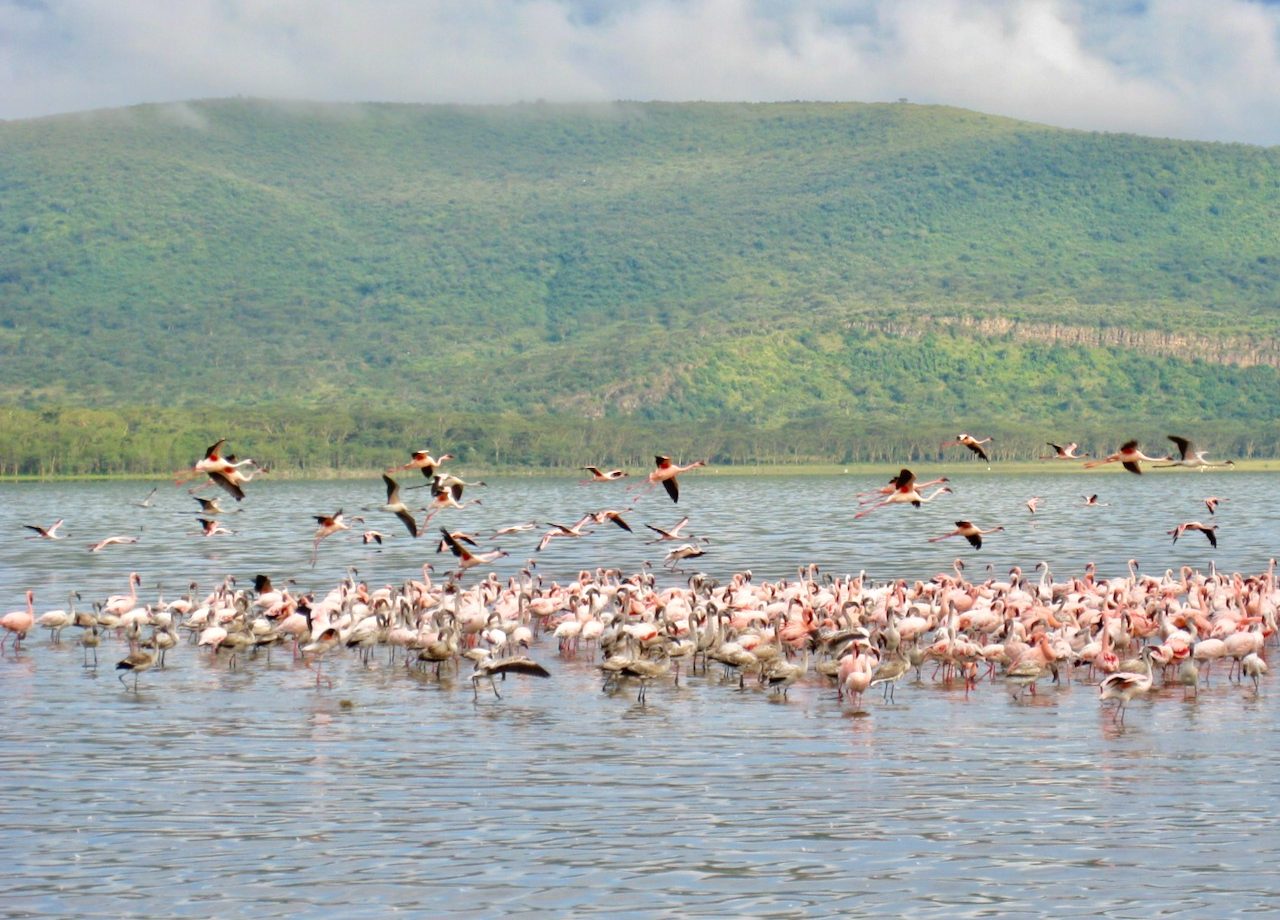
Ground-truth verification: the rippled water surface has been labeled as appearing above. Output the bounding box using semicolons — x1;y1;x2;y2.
2;472;1278;917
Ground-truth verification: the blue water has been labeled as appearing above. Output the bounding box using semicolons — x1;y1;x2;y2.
1;470;1276;917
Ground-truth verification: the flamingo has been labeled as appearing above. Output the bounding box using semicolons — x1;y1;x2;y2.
1098;647;1156;723
663;542;708;573
928;521;1005;550
536;517;595;553
88;535;139;552
1154;436;1235;470
854;469;952;519
438;528;509;578
1081;494;1108;506
1083;440;1169;475
23;519;66;540
195;518;235;537
941;433;993;464
857;473;949;505
190;438;259;499
1025;496;1042;515
116;643;156;691
645;455;707;503
1203;496;1227;516
581;466;628;482
192;495;231;516
587;508;634;532
645;516;694;543
1041;441;1088;460
1241;652;1268;690
1169;521;1218;549
470;655;551;700
311;510;359;566
390;449;453;480
423;479;482;523
376;473;421;538
1;590;36;651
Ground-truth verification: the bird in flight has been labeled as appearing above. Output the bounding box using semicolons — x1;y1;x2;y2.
854;469;952;519
580;466;628;482
645;455;708;503
1041;441;1087;460
24;519;66;540
87;535;139;553
1154;435;1235;470
942;433;993;464
1083;440;1169;475
1168;521;1218;548
928;520;1005;549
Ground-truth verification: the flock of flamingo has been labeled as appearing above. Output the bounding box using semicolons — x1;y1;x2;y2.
3;432;1271;724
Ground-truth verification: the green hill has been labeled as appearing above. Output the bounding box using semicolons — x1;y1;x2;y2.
1;98;1278;474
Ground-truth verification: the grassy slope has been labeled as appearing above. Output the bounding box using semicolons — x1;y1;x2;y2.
0;99;1278;471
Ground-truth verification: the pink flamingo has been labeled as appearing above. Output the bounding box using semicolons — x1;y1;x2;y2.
423;480;482;523
941;433;993;464
1041;441;1088;460
1;590;35;651
390;449;453;480
23;519;66;540
438;528;509;579
854;469;952;519
580;466;628;482
928;521;1005;550
1084;440;1169;475
311;510;360;566
642;455;707;503
1169;521;1218;549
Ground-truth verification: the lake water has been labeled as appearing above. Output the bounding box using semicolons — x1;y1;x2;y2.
1;470;1277;917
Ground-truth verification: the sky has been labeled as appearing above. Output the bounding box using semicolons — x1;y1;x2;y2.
2;0;1279;145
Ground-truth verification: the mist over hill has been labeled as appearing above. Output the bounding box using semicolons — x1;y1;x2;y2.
1;99;1277;474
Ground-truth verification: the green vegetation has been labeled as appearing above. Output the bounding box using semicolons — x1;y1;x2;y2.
0;99;1277;474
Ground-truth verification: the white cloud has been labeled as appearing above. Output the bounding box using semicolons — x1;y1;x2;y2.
1;0;1278;144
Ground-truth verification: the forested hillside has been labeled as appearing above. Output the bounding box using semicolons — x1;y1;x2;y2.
1;99;1277;474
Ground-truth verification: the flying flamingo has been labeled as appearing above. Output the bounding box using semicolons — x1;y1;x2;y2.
390;449;453;480
24;519;66;540
1154;435;1235;470
88;535;140;552
438;528;509;579
580;466;628;482
1083;440;1169;475
1;590;35;651
854;469;952;519
857;474;948;505
587;508;634;532
941;433;993;464
311;510;360;566
644;455;707;503
645;516;694;543
423;480;482;523
1081;494;1108;506
663;542;708;573
1203;496;1227;516
928;521;1005;549
186;438;259;499
376;473;421;538
1168;521;1218;549
1041;441;1088;460
536;516;596;553
1025;496;1042;514
195;518;235;537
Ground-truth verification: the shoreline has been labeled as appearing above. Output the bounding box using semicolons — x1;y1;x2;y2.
3;458;1277;483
